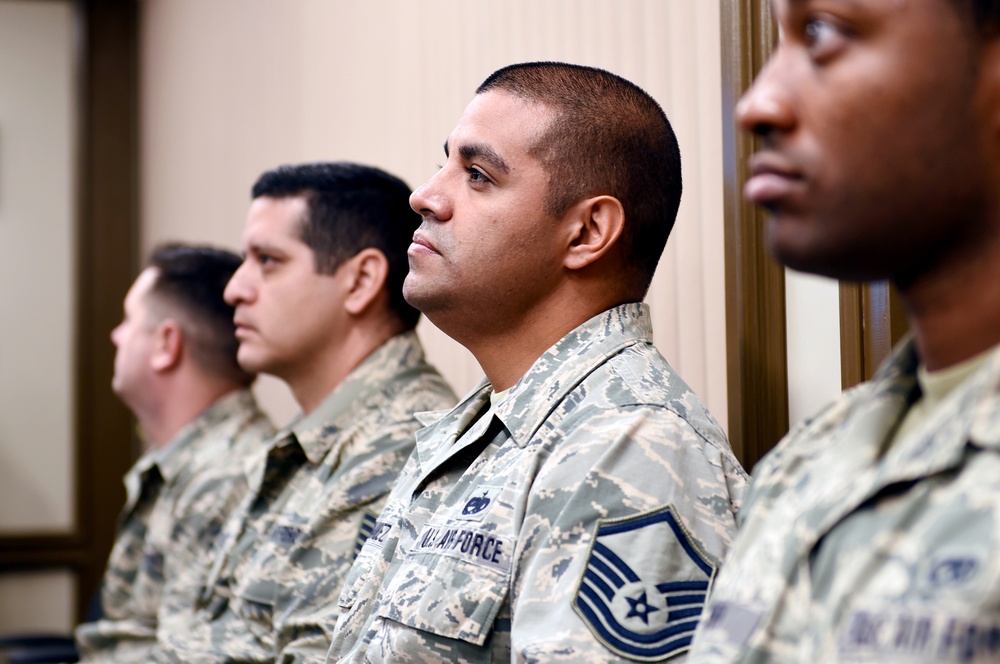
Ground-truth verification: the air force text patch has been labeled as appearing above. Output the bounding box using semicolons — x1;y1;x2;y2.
412;522;512;573
573;505;716;661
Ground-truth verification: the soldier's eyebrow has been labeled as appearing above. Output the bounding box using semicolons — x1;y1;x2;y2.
444;139;510;175
246;240;286;259
462;144;510;174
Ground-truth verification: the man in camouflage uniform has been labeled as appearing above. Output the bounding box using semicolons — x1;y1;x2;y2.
150;162;456;662
326;63;747;663
76;244;275;662
688;1;1000;662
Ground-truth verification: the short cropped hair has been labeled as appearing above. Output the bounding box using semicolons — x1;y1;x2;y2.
146;244;253;386
251;162;421;330
477;62;682;299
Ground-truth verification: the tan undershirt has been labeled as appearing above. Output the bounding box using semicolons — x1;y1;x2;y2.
891;346;995;447
490;388;510;406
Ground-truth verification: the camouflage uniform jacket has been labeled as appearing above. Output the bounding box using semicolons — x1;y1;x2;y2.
150;331;456;663
76;388;275;663
689;338;1000;663
327;303;747;663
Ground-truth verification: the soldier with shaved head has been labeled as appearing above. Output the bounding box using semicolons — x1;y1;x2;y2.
325;62;746;664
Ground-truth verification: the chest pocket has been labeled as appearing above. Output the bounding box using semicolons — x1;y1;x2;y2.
376;546;510;646
232;583;276;645
231;514;305;642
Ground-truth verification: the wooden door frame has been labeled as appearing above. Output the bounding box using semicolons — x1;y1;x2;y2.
721;0;787;472
840;282;909;389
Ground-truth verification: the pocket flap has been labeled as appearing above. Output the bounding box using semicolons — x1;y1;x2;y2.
377;552;509;646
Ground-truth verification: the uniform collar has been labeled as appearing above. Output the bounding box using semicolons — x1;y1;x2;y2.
154;388;259;484
761;337;1000;555
893;338;1000;456
288;331;427;465
840;336;1000;486
493;302;652;448
412;379;492;470
414;303;652;462
122;388;258;512
968;346;1000;449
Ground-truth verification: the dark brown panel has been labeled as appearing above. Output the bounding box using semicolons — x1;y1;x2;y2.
73;0;140;621
721;0;788;471
888;284;909;346
0;536;88;569
840;281;910;389
839;283;865;389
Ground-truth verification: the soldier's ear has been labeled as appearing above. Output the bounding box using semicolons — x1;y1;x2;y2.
344;248;389;316
150;318;183;372
562;195;625;271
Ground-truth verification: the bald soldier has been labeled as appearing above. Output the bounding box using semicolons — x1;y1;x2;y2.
326;62;747;663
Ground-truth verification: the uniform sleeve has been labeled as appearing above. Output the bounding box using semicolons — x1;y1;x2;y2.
509;405;744;663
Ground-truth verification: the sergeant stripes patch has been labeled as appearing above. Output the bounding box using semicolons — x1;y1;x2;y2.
573;506;716;661
354;512;378;559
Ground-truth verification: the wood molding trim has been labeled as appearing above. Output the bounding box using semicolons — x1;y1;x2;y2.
839;283;865;389
73;0;139;621
721;0;789;471
840;281;909;389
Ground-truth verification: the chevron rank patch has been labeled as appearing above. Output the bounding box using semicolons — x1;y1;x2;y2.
354;511;379;558
573;505;716;661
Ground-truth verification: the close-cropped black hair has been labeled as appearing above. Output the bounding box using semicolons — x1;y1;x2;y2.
477;62;682;300
147;243;253;385
251;161;421;331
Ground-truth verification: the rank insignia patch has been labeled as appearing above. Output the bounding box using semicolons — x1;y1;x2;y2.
573;505;716;661
354;511;379;558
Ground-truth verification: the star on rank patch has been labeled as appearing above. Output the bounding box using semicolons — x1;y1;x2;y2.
573;505;716;661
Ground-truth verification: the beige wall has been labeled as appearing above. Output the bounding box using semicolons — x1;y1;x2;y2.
785;270;843;424
140;0;729;427
0;0;77;632
0;0;76;536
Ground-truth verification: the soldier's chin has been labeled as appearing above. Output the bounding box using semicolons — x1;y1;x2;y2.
236;348;269;375
402;276;432;312
771;246;871;282
766;221;837;277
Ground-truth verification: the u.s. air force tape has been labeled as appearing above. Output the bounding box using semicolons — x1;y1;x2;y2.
411;523;512;573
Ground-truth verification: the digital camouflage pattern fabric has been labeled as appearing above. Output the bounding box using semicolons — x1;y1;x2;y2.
690;339;1000;663
150;332;456;663
76;389;275;663
327;303;747;663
